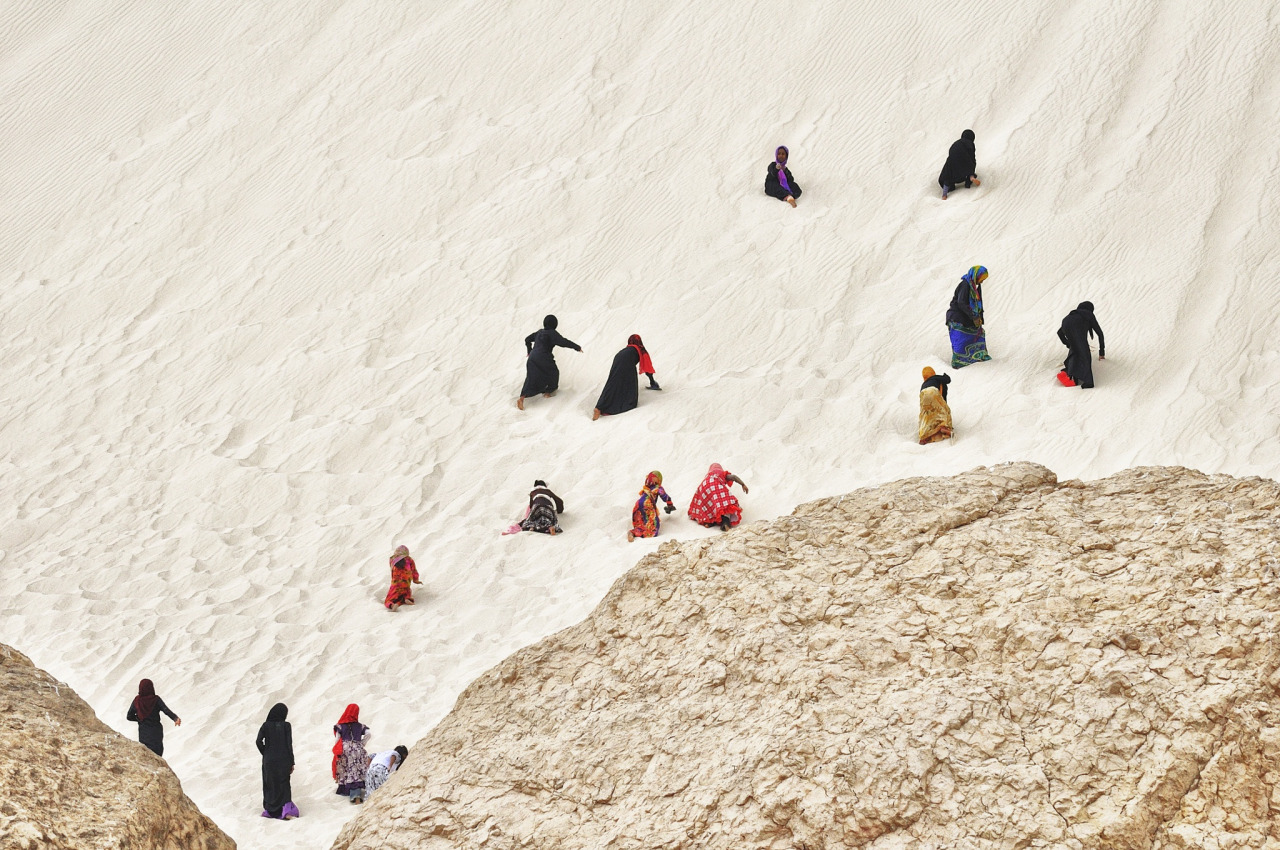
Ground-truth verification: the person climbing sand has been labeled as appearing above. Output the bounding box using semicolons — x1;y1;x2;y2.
256;703;298;820
592;338;643;420
383;544;422;612
520;480;564;535
946;265;991;368
364;745;408;797
518;315;582;410
1057;301;1106;388
688;463;749;531
628;471;676;541
332;704;371;803
765;146;802;207
938;129;980;199
630;334;661;390
126;678;181;756
918;366;954;444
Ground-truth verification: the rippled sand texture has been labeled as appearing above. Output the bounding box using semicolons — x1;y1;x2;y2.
1;0;1278;847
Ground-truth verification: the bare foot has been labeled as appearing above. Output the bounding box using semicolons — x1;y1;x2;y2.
786;197;797;208
626;531;635;542
543;391;555;398
516;396;524;410
971;178;981;186
592;408;601;421
548;527;557;536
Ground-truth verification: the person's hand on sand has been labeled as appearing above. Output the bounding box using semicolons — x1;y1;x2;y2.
413;579;423;585
175;718;182;727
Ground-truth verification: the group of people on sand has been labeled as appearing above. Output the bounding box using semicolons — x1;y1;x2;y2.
491;464;749;543
127;680;407;822
516;315;661;419
918;261;1107;444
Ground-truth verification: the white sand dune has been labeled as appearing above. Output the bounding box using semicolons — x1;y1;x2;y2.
2;1;1278;847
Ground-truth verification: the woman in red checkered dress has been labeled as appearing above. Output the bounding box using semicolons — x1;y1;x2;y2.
687;463;749;531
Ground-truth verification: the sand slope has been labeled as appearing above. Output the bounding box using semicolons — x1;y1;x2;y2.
1;0;1278;847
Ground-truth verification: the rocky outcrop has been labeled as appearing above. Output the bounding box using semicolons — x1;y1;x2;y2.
0;644;234;850
332;463;1280;850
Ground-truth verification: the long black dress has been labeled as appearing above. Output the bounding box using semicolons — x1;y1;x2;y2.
938;131;977;190
765;163;802;201
256;703;295;818
127;696;179;756
522;329;581;397
1057;302;1105;388
595;345;641;415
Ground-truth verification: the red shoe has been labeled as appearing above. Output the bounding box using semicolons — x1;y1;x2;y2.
1056;371;1076;387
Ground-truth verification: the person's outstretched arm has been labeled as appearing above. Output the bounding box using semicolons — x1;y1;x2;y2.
551;331;581;352
727;473;749;494
157;697;181;726
1091;317;1106;358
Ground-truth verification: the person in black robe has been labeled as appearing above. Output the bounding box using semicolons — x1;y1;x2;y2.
518;315;582;410
592;343;642;419
938;129;980;199
126;678;181;756
256;702;296;819
520;480;564;534
1057;301;1105;388
765;146;802;207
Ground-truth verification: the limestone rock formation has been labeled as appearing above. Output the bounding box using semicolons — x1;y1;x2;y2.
332;463;1280;850
0;644;235;850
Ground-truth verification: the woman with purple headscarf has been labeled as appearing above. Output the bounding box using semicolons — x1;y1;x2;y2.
765;146;802;207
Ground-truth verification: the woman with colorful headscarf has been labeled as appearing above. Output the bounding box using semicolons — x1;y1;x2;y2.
256;703;298;820
765;146;802;207
918;367;953;444
383;545;421;612
945;265;992;368
628;471;676;541
687;463;749;531
126;678;181;756
332;703;371;803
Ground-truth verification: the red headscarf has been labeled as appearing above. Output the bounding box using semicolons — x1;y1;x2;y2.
133;679;158;722
628;334;655;374
332;703;361;777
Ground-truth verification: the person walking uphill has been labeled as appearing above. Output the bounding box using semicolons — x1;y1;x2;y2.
938;129;980;199
518;315;582;410
1057;301;1106;388
628;471;676;541
384;544;422;612
126;678;181;756
688;463;749;531
256;703;298;820
765;146;802;207
918;366;953;444
946;265;992;368
592;335;653;420
332;704;371;803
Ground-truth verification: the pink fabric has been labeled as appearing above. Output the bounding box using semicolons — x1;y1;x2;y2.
687;464;742;527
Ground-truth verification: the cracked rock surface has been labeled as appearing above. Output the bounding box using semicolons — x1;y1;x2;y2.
332;463;1280;850
0;644;235;850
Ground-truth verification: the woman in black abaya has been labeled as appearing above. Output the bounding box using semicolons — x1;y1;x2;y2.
256;703;297;820
518;315;582;410
592;342;641;420
1057;301;1105;388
